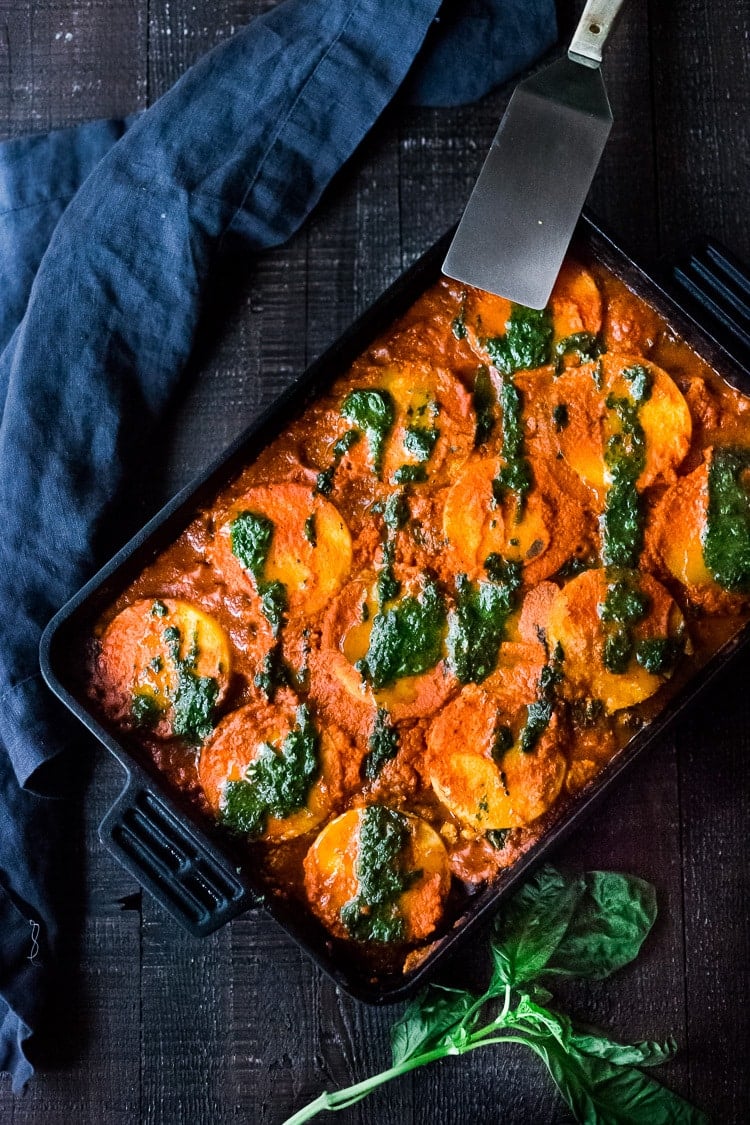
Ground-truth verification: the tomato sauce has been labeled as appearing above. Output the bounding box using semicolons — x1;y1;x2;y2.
85;253;750;973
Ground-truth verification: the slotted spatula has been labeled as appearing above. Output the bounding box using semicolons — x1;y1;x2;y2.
443;0;626;309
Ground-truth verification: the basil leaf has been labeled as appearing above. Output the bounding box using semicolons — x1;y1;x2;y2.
545;871;657;980
527;1035;708;1125
491;865;585;987
390;984;477;1066
569;1028;677;1069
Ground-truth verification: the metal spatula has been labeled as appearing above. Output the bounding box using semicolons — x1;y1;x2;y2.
443;0;626;309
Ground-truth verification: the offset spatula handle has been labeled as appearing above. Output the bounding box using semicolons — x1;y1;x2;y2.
569;0;628;68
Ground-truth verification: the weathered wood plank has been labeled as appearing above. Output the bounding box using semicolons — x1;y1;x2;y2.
649;0;750;263
7;751;143;1125
678;662;750;1118
0;0;147;138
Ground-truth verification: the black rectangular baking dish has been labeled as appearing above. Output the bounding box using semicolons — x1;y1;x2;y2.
39;212;750;1003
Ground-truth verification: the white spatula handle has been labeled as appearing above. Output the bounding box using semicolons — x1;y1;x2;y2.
568;0;627;68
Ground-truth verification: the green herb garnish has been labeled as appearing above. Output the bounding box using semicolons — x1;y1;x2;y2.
599;573;650;676
156;625;219;743
339;805;416;943
285;865;705;1125
484;304;553;375
554;332;603;372
230;511;287;636
303;514;317;547
363;708;399;781
341;389;395;476
359;578;446;689
635;637;682;675
403;425;439;463
394;463;428;484
446;566;521;684
702;446;750;591
131;689;162;728
315;429;360;496
518;645;563;752
472;366;496;446
600;392;647;568
220;705;319;837
492;376;532;516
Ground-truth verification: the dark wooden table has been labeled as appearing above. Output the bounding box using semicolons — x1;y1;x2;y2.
1;2;748;1122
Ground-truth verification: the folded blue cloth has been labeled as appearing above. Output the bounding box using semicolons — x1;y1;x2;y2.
0;0;556;1091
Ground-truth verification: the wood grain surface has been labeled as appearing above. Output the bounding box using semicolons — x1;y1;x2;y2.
0;1;748;1122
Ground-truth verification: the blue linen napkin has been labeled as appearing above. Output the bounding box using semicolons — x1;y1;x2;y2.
0;0;556;1091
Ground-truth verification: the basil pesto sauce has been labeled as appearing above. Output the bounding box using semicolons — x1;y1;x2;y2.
600;364;653;568
341;389;395;477
340;805;417;943
359;578;446;690
363;708;399;780
230;510;287;635
703;446;750;592
220;705;320;837
446;558;521;684
132;618;219;743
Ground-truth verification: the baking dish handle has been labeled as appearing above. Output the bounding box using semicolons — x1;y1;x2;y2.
99;774;260;936
670;240;750;372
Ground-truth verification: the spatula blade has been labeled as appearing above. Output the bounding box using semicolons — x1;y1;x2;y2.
443;58;613;309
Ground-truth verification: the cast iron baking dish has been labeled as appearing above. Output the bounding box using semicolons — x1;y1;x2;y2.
39;213;750;1003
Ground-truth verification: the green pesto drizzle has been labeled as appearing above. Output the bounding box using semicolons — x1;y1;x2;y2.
472;366;496;446
341;389;395;477
358;578;446;690
446;562;522;684
375;492;409;609
339;805;417;943
598;572;650;675
230;511;287;636
492;376;532;517
220;705;319;837
254;643;292;701
315;429;360;496
131;689;162;728
376;538;400;608
518;642;563;753
383;491;409;531
403;424;439;462
600;365;652;568
161;624;219;743
363;708;400;781
553;332;604;373
451;294;468;340
703;446;750;592
303;514;317;546
484;305;553;375
394;463;428;484
635;636;682;675
486;828;511;850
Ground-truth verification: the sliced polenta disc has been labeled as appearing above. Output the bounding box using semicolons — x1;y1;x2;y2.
199;699;346;842
546;568;686;712
458;260;602;368
442;455;592;585
309;572;455;737
96;598;231;741
550;354;691;495
303;806;450;943
342;360;473;486
212;482;352;617
427;684;566;830
645;462;713;591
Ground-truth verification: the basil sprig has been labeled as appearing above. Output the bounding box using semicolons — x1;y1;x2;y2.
283;865;706;1125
